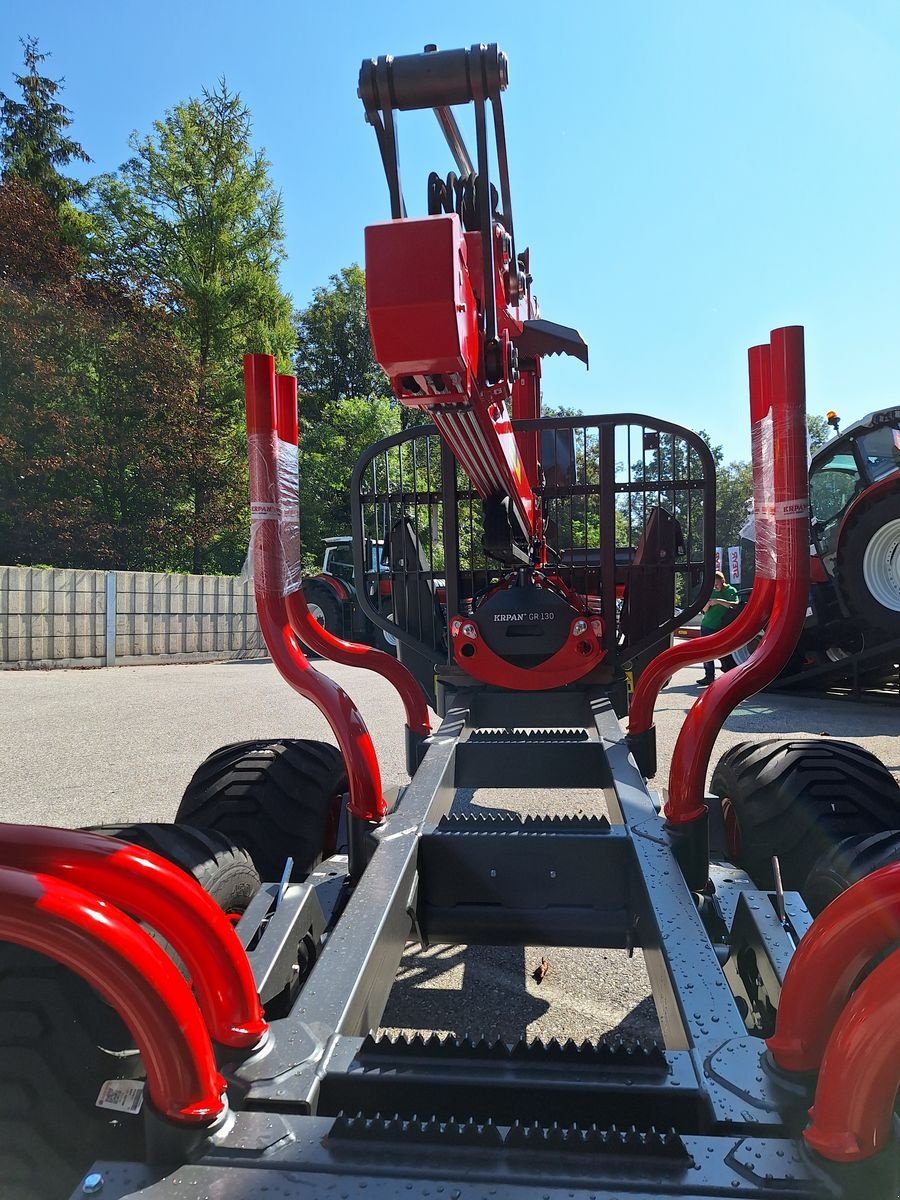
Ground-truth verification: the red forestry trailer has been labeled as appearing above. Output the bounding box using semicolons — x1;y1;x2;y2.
2;42;899;1200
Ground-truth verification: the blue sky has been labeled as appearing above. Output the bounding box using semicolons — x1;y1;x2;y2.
4;0;900;463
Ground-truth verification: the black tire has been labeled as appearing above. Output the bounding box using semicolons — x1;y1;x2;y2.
81;822;260;917
175;739;347;882
804;829;900;916
302;581;344;636
0;824;259;1200
835;488;900;634
710;738;900;892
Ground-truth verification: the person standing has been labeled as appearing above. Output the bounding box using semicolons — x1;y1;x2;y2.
697;571;739;686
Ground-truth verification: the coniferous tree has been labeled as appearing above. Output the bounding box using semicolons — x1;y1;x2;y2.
0;36;90;211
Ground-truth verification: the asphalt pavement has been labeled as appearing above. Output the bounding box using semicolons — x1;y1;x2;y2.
1;656;897;1044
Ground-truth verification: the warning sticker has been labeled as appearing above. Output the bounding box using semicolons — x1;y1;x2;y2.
96;1078;145;1115
775;499;808;520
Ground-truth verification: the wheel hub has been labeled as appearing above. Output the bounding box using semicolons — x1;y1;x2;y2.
861;516;900;612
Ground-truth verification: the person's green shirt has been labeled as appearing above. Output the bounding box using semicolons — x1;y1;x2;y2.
700;583;739;632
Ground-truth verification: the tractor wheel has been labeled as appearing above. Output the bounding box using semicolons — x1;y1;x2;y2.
302;582;344;637
803;829;900;916
835;489;900;634
175;739;347;882
710;738;900;892
0;824;259;1200
374;611;399;656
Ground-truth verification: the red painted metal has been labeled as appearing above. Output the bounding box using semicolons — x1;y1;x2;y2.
272;371;431;741
628;344;776;736
449;614;603;691
245;355;386;823
0;824;266;1049
768;860;900;1073
0;866;225;1125
802;945;900;1162
310;572;351;603
365;213;536;542
665;327;809;825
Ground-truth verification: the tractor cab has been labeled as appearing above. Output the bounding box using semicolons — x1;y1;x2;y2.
808;408;900;570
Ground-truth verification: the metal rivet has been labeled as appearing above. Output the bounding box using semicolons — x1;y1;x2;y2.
82;1175;104;1196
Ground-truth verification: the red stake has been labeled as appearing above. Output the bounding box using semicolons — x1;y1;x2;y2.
0;867;226;1125
629;344;777;738
273;371;431;740
245;355;386;824
665;327;809;826
0;824;266;1049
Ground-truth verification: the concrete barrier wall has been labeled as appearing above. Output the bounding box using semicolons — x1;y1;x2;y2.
0;566;266;669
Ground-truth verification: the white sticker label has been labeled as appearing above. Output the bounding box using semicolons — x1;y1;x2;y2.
96;1078;145;1115
775;499;808;520
250;502;278;520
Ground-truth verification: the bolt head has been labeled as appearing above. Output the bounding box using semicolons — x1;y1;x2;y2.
462;622;478;639
573;619;588;636
82;1174;104;1195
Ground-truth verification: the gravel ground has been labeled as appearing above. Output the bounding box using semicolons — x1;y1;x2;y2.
1;656;897;1045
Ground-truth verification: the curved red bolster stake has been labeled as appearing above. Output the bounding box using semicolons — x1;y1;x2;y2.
0;866;226;1126
665;327;809;828
245;354;385;824
803;946;900;1162
0;824;266;1049
273;372;431;741
628;344;776;742
768;860;900;1073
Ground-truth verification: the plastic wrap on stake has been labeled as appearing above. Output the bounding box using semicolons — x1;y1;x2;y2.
276;437;302;595
247;430;282;597
753;408;776;580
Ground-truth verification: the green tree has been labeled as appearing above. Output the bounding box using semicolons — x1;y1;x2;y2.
292;265;401;566
93;82;294;572
0;36;90;211
0;178;199;569
295;264;390;418
807;412;833;453
715;459;753;555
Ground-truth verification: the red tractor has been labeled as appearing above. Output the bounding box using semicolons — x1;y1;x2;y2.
301;535;398;652
732;405;900;685
807;406;900;642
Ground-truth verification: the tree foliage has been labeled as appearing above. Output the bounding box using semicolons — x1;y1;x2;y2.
0;37;90;211
293;265;400;568
93;81;294;571
0;178;200;568
295;265;390;416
